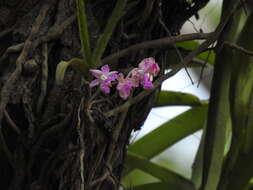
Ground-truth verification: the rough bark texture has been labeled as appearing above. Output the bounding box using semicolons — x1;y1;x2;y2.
0;0;208;189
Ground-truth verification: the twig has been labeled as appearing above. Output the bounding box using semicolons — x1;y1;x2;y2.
37;43;48;115
24;103;36;139
0;3;51;168
77;98;85;190
0;43;24;65
29;112;72;169
101;32;213;65
16;3;51;68
87;146;106;185
33;14;76;49
105;2;239;117
197;43;214;87
0;25;15;39
4;110;21;135
89;171;110;187
0;128;14;168
0;15;76;65
92;104;129;189
158;5;194;84
104;163;118;190
105;67;181;117
224;41;253;56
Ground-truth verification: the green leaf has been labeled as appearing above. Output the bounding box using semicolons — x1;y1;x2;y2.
197;50;216;65
55;58;90;85
126;152;195;190
76;0;92;65
176;41;200;50
191;120;206;189
92;0;127;67
128;105;208;160
154;90;204;107
176;41;216;65
131;182;189;190
217;11;253;190
200;1;241;189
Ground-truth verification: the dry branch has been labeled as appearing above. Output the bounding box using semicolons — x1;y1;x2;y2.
102;32;213;65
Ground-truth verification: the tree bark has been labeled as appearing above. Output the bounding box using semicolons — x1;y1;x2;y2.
0;0;209;189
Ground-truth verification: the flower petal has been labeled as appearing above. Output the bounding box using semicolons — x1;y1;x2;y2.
101;85;110;94
141;74;154;89
89;69;103;78
151;63;160;76
101;64;110;73
89;79;100;87
143;81;153;89
139;57;154;70
117;83;131;99
138;57;160;77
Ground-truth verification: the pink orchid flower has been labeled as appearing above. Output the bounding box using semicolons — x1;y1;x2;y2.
139;57;160;76
116;73;138;100
128;57;159;89
138;57;160;77
89;65;118;94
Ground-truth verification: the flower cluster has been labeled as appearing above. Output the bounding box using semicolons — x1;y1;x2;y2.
89;57;160;99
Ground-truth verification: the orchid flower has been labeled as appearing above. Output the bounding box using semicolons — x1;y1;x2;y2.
138;57;160;77
128;57;159;89
88;57;160;99
116;73;138;99
89;65;118;94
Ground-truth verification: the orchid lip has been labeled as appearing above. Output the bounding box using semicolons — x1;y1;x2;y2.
100;75;107;80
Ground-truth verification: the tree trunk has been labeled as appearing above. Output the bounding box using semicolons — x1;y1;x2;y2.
0;0;209;189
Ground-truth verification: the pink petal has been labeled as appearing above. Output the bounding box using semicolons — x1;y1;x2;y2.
117;84;131;99
109;71;118;75
101;65;110;73
109;73;118;81
148;63;160;76
139;57;155;69
101;83;110;94
117;73;125;81
142;74;154;89
89;69;103;78
127;78;139;87
119;90;129;99
89;79;100;87
143;81;153;89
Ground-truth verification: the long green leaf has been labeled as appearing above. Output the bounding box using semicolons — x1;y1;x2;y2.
191;120;206;189
126;152;195;190
128;105;208;159
200;1;241;189
131;182;189;190
217;11;253;190
76;0;92;65
92;0;127;67
154;90;204;107
125;106;207;178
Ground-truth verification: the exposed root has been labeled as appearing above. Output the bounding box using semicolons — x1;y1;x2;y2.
37;43;48;115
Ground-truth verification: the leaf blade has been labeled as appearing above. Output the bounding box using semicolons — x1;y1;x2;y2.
176;41;216;65
92;0;128;67
128;105;208;159
76;0;92;65
55;58;89;85
126;152;195;190
154;90;204;107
